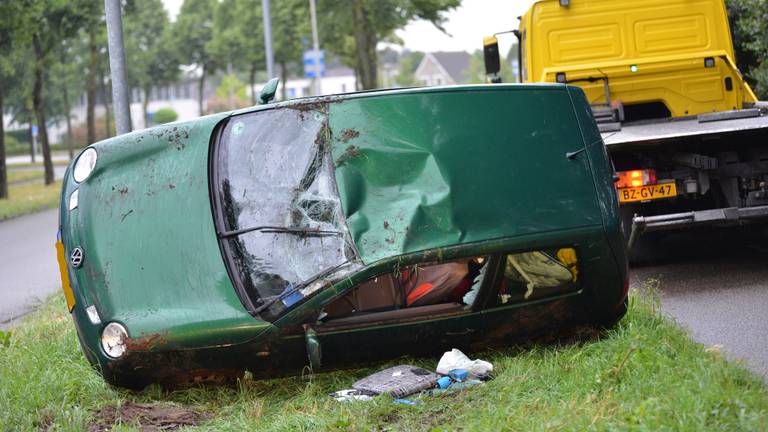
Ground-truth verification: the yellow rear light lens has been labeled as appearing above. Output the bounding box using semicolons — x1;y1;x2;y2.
616;169;656;188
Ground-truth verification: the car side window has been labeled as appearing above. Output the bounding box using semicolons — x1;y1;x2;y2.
320;256;489;323
493;248;580;306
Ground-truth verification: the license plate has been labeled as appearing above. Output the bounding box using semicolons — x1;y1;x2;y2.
618;183;677;203
56;240;76;312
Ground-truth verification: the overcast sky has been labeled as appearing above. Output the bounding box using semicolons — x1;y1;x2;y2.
160;0;536;55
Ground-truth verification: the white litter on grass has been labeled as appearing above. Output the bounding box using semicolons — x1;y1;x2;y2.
436;348;493;376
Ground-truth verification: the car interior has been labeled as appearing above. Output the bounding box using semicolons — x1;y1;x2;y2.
318;248;580;328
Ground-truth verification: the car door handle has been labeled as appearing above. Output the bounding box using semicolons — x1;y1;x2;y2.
445;328;476;336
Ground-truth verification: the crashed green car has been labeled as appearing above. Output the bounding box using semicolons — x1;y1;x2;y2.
57;84;628;389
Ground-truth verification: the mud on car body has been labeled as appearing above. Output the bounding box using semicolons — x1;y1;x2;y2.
57;84;628;389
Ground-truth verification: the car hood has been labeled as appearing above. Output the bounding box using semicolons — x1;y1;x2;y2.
62;113;269;345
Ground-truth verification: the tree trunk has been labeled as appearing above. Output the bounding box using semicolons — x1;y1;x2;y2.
250;65;257;105
197;65;206;116
86;29;98;144
280;62;288;100
352;0;378;90
32;33;54;185
62;83;73;159
143;85;150;128
0;90;8;199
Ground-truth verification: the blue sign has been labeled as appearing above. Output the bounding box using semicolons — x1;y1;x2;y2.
303;49;325;78
31;125;38;136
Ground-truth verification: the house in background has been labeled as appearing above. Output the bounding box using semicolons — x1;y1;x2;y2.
414;51;472;86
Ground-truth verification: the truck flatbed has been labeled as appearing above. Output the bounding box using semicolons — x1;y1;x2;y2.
601;113;768;148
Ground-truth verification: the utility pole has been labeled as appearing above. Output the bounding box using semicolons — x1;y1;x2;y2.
104;0;132;135
309;0;321;95
262;0;274;79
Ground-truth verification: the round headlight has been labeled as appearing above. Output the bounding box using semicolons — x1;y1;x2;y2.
73;148;98;183
101;322;128;359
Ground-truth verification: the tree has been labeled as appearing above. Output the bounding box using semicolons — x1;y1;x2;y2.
19;0;97;185
50;39;83;158
124;0;179;127
727;0;768;99
271;0;306;100
207;0;265;105
172;0;217;116
0;1;29;198
319;0;460;90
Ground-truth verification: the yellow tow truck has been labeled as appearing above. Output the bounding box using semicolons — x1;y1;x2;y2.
484;0;768;259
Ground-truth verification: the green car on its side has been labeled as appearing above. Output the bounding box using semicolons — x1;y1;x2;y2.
57;84;628;389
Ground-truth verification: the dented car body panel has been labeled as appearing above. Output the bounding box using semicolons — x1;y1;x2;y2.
58;84;627;388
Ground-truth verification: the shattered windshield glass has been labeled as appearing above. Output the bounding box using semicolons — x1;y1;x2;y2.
215;106;358;313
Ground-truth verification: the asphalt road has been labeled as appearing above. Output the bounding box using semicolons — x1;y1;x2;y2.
1;209;767;380
630;229;768;379
0;209;60;329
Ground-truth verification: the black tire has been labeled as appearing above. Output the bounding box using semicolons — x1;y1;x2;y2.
594;296;628;329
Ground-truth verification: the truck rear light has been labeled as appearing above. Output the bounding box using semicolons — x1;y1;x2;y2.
616;169;656;188
704;57;715;68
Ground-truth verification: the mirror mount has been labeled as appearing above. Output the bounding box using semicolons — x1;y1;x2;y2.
258;77;280;104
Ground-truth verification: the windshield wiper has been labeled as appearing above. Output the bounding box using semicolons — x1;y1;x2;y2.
251;260;353;315
217;225;343;239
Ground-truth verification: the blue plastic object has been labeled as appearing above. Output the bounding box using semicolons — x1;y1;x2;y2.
437;376;452;389
449;369;469;381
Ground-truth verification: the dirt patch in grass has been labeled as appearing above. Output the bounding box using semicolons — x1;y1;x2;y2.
88;401;210;431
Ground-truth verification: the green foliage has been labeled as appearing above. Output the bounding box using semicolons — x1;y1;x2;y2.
727;0;768;98
394;50;424;86
172;0;218;73
2;290;768;430
5;130;29;145
0;330;10;347
319;0;461;89
152;108;178;125
124;0;178;105
2;134;26;157
215;75;248;101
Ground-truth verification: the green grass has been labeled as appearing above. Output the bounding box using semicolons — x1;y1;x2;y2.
1;290;766;431
7;169;44;184
7;159;71;169
0;181;61;221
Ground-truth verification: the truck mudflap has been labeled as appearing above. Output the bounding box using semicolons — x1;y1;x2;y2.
628;205;768;249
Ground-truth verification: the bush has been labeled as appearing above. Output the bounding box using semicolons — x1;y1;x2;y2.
3;134;28;156
153;108;178;125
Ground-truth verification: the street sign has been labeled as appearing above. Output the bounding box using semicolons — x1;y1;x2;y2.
31;125;38;136
303;49;325;78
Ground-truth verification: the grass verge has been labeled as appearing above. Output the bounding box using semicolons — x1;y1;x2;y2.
7;169;45;184
0;181;61;221
1;290;766;431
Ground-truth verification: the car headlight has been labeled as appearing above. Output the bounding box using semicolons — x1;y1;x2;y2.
73;148;98;183
101;322;128;359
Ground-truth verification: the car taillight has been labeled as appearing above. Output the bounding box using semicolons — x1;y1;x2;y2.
616;169;656;188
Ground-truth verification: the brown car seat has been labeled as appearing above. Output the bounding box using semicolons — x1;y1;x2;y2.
323;274;401;319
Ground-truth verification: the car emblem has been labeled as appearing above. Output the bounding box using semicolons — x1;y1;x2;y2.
70;247;84;268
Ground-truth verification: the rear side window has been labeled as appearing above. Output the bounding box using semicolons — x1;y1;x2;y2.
494;248;580;306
